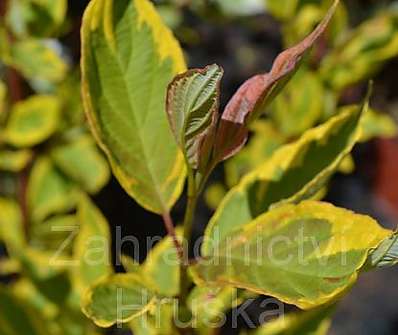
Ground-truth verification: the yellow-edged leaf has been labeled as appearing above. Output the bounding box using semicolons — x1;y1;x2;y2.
81;0;186;214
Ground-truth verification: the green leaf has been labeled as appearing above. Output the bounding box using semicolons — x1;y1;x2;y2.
142;230;181;297
8;39;68;83
82;273;157;328
270;68;324;137
4;95;61;148
265;0;299;20
204;182;227;210
202;100;366;256
321;9;398;90
6;0;68;37
368;232;398;268
188;286;250;330
16;248;72;305
0;149;33;172
129;300;176;335
166;64;223;169
282;1;348;47
120;254;141;273
245;304;334;335
30;214;78;254
73;194;112;292
81;0;187;214
27;157;77;222
193;201;391;309
0;80;6;117
51;135;110;194
359;107;397;142
0;285;50;335
0;197;25;251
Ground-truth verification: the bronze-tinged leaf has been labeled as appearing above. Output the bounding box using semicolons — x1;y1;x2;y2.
213;0;339;162
166;64;223;169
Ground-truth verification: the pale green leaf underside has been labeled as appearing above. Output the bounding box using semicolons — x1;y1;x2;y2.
82;273;157;328
81;0;187;214
167;64;223;168
193;201;391;309
203;103;365;256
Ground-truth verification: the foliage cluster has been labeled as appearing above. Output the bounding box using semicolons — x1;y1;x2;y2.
1;1;398;335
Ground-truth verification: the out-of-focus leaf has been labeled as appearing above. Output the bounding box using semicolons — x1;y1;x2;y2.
82;273;157;328
157;5;182;29
142;230;181;297
0;258;21;275
216;0;265;16
0;197;25;251
120;254;141;273
27;157;77;222
204;182;227;210
321;9;398;90
244;304;334;335
359;107;397;142
193;201;391;309
6;0;67;37
265;0;299;20
213;0;338;162
166;64;223;169
4;95;60;148
81;0;187;214
0;80;6;117
30;214;78;254
8;39;68;83
188;286;248;330
283;2;348;46
11;279;58;320
56;72;83;125
129;300;176;335
51;135;110;194
0;149;33;172
202;101;365;256
73;194;112;292
225;120;285;188
17;248;72;305
338;154;355;174
0;284;51;335
270;68;324;137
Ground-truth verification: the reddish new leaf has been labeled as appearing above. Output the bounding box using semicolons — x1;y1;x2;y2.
213;0;339;162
